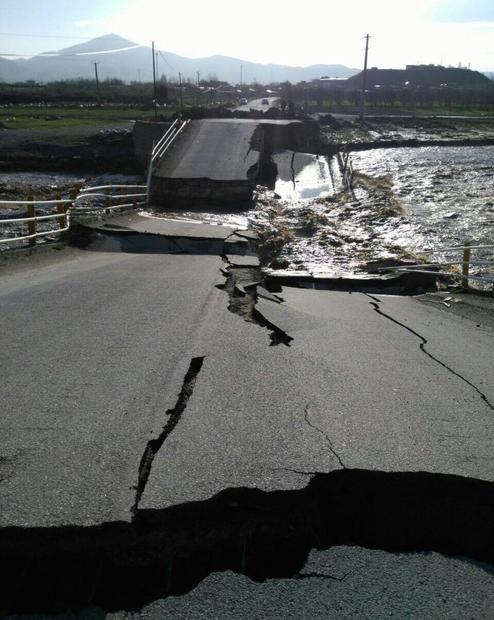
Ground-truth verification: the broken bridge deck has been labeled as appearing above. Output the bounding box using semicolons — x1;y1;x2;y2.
150;118;302;205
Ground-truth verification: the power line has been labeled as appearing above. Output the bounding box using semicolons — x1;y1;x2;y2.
0;45;143;58
157;50;177;75
0;32;130;41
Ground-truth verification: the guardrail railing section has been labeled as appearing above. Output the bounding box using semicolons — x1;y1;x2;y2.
375;241;494;291
146;119;190;198
0;184;148;250
0;195;73;248
74;184;148;215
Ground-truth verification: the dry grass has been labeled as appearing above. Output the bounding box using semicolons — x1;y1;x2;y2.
255;224;294;266
352;172;393;192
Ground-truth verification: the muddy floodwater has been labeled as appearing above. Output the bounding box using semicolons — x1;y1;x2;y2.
148;145;493;285
253;146;493;284
351;146;494;252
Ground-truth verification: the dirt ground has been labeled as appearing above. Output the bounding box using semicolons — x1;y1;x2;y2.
319;114;494;145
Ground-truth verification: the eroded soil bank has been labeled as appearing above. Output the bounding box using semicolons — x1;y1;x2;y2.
0;125;138;173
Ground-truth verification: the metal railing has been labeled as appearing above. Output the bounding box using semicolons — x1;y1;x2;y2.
0;197;72;246
146;119;190;199
0;184;148;249
75;184;148;214
376;241;494;290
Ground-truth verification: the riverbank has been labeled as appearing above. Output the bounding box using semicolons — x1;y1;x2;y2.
0;125;139;173
320;114;494;149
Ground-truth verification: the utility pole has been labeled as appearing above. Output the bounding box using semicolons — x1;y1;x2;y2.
196;70;200;87
359;33;370;122
93;62;101;104
179;71;183;114
152;41;157;119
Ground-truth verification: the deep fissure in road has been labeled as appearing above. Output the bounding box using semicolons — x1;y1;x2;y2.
2;469;493;614
131;356;205;516
366;295;494;412
217;261;293;346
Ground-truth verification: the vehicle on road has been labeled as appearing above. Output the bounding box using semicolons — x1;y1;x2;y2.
239;97;248;105
261;98;269;105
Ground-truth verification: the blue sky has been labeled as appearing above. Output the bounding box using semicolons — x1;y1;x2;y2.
2;0;494;70
428;0;494;22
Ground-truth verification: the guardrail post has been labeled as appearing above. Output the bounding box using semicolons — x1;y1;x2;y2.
27;196;36;247
462;240;471;289
56;193;67;230
105;188;111;214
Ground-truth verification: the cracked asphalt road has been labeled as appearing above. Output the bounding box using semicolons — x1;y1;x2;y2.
0;248;223;527
1;243;493;616
140;287;493;513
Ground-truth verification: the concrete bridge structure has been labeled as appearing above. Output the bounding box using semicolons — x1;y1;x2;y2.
133;117;320;206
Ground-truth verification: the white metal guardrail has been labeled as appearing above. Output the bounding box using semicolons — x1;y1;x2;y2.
376;241;494;289
146;119;190;199
73;184;148;215
0;197;72;246
1;118;190;250
0;184;148;248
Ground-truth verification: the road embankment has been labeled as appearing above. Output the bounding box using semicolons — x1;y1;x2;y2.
0;126;140;173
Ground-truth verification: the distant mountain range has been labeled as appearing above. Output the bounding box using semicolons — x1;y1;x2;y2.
0;34;359;85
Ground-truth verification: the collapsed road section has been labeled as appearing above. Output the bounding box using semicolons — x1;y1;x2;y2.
143;118;317;206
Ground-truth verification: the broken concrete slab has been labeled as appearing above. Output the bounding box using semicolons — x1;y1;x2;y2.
256;286;283;303
71;213;259;256
153;119;260;182
232;229;259;241
224;234;250;246
150;118;307;205
74;214;259;257
225;254;260;267
224;235;251;255
83;213;236;240
264;269;441;295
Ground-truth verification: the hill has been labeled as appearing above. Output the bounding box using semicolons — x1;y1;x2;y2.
0;34;359;85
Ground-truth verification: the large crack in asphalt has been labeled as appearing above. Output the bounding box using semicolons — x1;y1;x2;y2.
2;469;493;614
216;258;293;346
365;294;494;412
131;357;205;516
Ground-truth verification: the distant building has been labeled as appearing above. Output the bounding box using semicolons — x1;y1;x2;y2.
313;76;348;89
346;64;492;89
